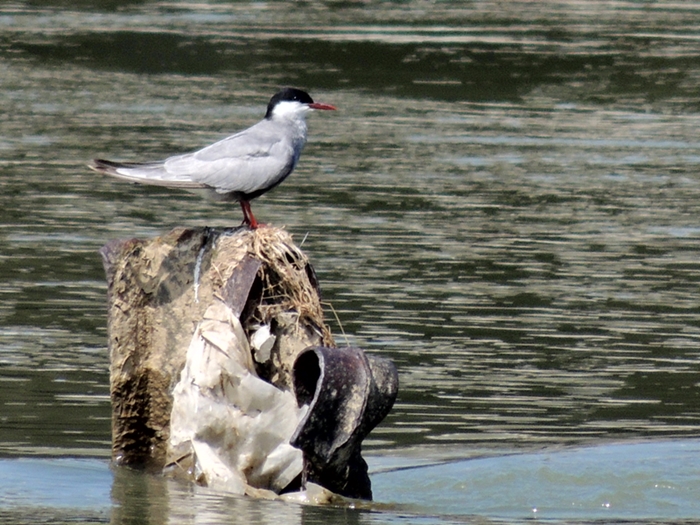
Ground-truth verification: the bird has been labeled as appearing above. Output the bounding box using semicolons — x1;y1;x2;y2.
89;88;336;229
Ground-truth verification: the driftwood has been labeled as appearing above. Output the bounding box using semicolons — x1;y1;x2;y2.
100;225;397;500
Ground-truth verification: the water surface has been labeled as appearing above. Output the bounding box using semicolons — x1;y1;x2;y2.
3;440;700;524
2;1;700;522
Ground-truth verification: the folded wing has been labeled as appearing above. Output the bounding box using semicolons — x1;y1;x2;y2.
91;119;299;196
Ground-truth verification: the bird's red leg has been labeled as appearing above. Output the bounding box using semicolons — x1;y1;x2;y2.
239;200;259;229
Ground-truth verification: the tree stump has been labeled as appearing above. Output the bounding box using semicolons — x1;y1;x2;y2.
100;225;396;500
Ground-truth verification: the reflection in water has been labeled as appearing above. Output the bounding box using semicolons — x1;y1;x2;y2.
3;441;700;525
111;465;366;525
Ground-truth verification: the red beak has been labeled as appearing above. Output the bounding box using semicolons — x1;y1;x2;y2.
309;102;337;111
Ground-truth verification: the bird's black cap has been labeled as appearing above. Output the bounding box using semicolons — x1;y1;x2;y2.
265;88;314;119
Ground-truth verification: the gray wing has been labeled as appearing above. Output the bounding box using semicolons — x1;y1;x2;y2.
164;119;299;195
91;119;302;195
89;159;206;188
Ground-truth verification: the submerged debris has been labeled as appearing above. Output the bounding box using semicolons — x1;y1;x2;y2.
102;225;396;501
165;299;305;494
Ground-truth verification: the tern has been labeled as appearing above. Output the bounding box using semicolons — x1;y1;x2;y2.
90;88;336;229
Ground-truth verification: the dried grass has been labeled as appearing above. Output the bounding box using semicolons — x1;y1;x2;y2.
214;227;334;347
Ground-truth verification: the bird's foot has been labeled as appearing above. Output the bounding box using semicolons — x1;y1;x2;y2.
240;200;261;229
242;219;267;230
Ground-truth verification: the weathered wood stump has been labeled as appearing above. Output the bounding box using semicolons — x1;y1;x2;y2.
100;225;397;500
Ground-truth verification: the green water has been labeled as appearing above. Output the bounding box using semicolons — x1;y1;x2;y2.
2;1;700;522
